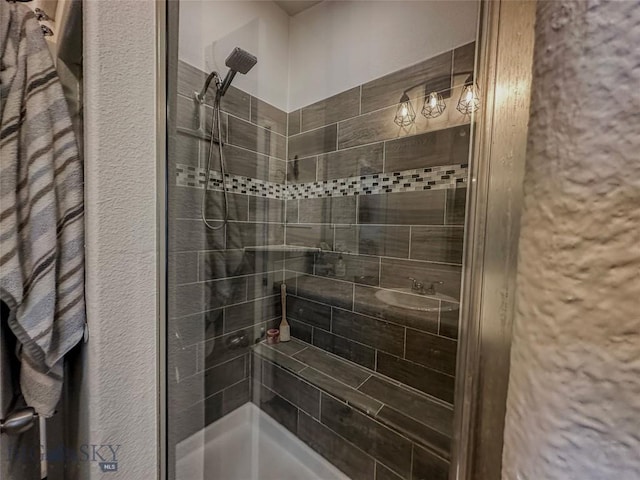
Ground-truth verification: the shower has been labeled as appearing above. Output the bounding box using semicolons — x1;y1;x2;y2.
197;47;257;230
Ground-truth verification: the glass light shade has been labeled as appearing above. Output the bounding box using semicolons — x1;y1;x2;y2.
394;94;416;127
456;83;480;115
421;91;446;119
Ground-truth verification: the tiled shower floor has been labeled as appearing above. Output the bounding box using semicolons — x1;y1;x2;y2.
175;403;348;480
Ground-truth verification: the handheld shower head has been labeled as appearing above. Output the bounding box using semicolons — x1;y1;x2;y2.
196;47;258;104
225;47;258;74
219;47;257;98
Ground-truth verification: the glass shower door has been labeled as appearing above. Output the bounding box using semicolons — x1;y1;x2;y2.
165;2;479;479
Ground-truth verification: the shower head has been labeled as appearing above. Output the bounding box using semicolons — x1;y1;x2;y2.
196;47;258;104
219;47;257;98
225;47;258;75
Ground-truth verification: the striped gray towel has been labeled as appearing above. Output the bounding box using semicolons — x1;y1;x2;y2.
0;2;85;417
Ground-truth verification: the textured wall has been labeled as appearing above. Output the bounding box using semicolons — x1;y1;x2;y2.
503;1;640;479
73;0;158;478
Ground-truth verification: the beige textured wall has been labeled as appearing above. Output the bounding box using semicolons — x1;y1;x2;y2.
74;0;159;478
503;1;640;479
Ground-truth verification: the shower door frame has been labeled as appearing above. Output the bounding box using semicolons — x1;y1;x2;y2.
451;1;536;479
155;1;536;479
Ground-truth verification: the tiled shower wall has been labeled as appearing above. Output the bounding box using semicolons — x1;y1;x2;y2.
284;42;474;406
168;40;474;464
168;60;289;443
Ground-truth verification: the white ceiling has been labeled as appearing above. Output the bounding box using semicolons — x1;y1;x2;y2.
273;1;323;17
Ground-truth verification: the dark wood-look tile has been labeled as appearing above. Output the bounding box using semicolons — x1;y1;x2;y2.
296;274;354;310
332;308;405;357
169;343;198;380
176;95;225;143
410;226;464;264
172;308;224;346
262;359;321;418
220;85;251;120
353;285;439;333
169;184;202;220
226;221;284;249
203;190;249;222
169;252;198;285
287;156;317;184
284;251;315;274
247;271;284;301
317;143;384;180
298;368;381;415
298;196;357;224
222;378;250;414
223;144;272;181
405;330;457;376
314;252;380;286
445;187;467;225
453;42;476;81
202;323;268;370
253;343;307;373
312;328;376;370
358;376;453;437
301;87;360;132
268;337;308;356
288;318;313;343
202;391;225;427
286;295;331;331
170;276;247;317
198;249;246;281
377;406;451;458
379;258;462;300
298;410;375;480
269;158;286;184
257;385;298;434
227;115;286;159
376;352;454;404
359;225;410;258
224;295;281;333
439;309;459;339
174;132;199;168
288;124;337;159
285;199;299;224
176;93;200;131
293;348;371;388
411;444;449;480
285;224;334;250
358;190;446;225
177;60;205;100
361;51;452;114
249;197;285;223
376;462;404;480
250;96;287;136
170;394;213;443
337;103;403;150
169;369;205;413
204;355;246;397
384;125;471;172
333;225;359;254
320;394;413;478
170;219;225;253
287;109;301;136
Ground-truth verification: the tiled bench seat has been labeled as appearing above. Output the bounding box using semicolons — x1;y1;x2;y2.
252;338;453;480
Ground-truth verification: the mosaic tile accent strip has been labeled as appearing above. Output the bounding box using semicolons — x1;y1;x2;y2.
176;163;467;200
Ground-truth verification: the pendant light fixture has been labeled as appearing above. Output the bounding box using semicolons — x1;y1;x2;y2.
394;93;416;127
421;91;446;119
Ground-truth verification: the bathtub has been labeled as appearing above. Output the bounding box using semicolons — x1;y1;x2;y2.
175;403;349;480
